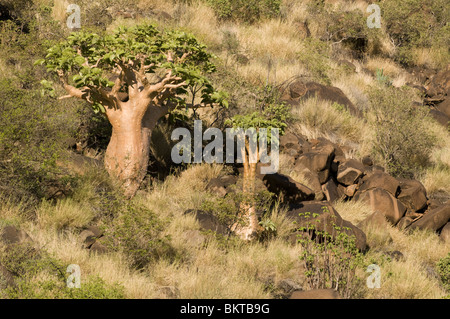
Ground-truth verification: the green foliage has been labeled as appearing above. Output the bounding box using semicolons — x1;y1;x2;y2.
201;187;275;236
368;86;435;178
437;253;450;293
298;38;331;84
102;203;176;270
296;208;364;298
205;0;281;24
306;1;374;43
258;217;277;241
0;78;79;202
225;85;291;142
36;23;227;114
375;68;391;86
201;195;241;230
0;242;124;299
380;0;450;66
221;30;240;56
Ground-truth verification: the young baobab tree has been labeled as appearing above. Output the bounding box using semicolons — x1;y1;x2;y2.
36;24;227;197
226;88;289;240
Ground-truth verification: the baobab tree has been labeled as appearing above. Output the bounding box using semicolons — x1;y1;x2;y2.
36;24;227;197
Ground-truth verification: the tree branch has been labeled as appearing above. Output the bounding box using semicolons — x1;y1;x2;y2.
57;69;90;101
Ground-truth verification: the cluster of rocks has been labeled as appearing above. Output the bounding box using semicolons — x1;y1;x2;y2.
278;132;450;239
204;131;450;247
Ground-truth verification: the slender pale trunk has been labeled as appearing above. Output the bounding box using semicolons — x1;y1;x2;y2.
104;99;168;198
232;140;260;240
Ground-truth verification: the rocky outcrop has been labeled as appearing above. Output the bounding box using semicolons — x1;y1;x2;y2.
354;188;407;225
200;129;446;242
273;131;448;240
0;225;32;245
282;80;362;118
440;222;450;243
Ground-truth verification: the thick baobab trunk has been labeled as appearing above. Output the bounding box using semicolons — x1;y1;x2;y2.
104;100;168;198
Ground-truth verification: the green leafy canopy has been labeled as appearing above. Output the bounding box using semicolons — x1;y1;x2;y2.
35;23;228;113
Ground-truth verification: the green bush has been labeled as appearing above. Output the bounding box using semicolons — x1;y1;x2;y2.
306;1;375;45
368;86;434;178
296;208;364;298
201;187;275;236
0;242;125;299
298;38;331;84
0;78;80;201
380;0;450;66
205;0;281;24
437;253;450;293
102;203;176;270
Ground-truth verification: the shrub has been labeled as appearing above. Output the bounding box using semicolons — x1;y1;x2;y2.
380;0;450;66
102;203;175;270
0;78;80;202
368;86;435;178
0;242;125;299
306;1;375;49
205;0;281;24
200;188;275;236
296;209;365;298
437;253;450;293
298;38;331;84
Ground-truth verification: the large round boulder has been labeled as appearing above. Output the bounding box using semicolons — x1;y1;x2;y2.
354;188;407;225
397;178;428;212
358;172;400;197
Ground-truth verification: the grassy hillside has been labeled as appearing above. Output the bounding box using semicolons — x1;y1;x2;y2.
0;0;449;299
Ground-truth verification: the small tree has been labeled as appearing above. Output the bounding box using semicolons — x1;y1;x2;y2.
36;24;227;197
225;86;289;240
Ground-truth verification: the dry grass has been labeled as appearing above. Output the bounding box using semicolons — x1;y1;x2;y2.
290;97;369;144
365;57;403;79
0;196;30;227
365;227;449;299
19;164;304;299
36;198;95;231
332;199;449;299
3;163;448;299
27;223;160;298
418;119;450;196
412;47;450;70
420;166;450;196
2;0;449;300
330;71;374;110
